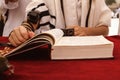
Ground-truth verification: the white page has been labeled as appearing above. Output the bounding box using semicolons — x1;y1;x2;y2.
43;29;64;44
55;36;113;46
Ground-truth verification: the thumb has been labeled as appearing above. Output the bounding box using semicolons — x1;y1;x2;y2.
28;31;35;38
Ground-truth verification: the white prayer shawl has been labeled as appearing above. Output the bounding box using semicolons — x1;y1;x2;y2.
1;0;59;36
25;0;65;33
61;0;112;28
44;0;65;29
0;0;111;36
25;0;55;33
0;0;32;36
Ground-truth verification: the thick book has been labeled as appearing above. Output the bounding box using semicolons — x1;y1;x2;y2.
1;29;114;60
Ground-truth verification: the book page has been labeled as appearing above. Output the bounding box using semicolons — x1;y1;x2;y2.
54;36;113;46
42;29;64;44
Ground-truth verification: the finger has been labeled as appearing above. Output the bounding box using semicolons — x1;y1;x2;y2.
11;28;24;46
28;31;35;38
8;26;29;46
74;30;80;36
74;27;80;36
19;26;29;40
9;27;26;46
8;32;18;47
78;33;86;36
8;36;17;47
14;27;27;42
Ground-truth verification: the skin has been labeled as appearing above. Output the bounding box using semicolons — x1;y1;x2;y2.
8;0;109;47
8;22;38;47
9;25;109;47
73;25;109;36
8;26;35;47
5;0;18;4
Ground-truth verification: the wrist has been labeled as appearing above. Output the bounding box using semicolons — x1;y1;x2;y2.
21;21;35;32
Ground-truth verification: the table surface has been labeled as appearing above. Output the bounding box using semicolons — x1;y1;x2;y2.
0;36;120;80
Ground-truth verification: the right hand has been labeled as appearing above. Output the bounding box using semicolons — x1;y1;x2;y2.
74;26;87;36
8;26;35;47
5;0;18;4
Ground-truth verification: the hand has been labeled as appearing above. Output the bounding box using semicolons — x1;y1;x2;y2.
8;26;35;47
73;26;87;36
5;0;18;4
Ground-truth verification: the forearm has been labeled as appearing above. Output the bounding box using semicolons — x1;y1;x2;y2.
74;25;109;36
84;26;109;36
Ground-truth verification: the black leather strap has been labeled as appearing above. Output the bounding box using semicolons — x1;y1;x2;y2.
0;15;4;36
60;0;66;26
86;0;92;27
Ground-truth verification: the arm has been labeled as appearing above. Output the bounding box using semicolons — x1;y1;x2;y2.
73;0;111;36
8;0;56;47
74;25;109;36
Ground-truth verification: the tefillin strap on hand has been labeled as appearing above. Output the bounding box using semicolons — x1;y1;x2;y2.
62;28;74;36
21;21;35;32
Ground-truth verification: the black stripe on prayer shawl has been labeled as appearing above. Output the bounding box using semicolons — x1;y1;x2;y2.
39;10;50;19
86;0;92;27
39;10;55;29
38;22;55;29
39;10;56;19
32;3;45;11
31;3;56;29
50;15;56;19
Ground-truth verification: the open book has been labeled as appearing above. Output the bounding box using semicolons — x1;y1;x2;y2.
1;29;114;60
